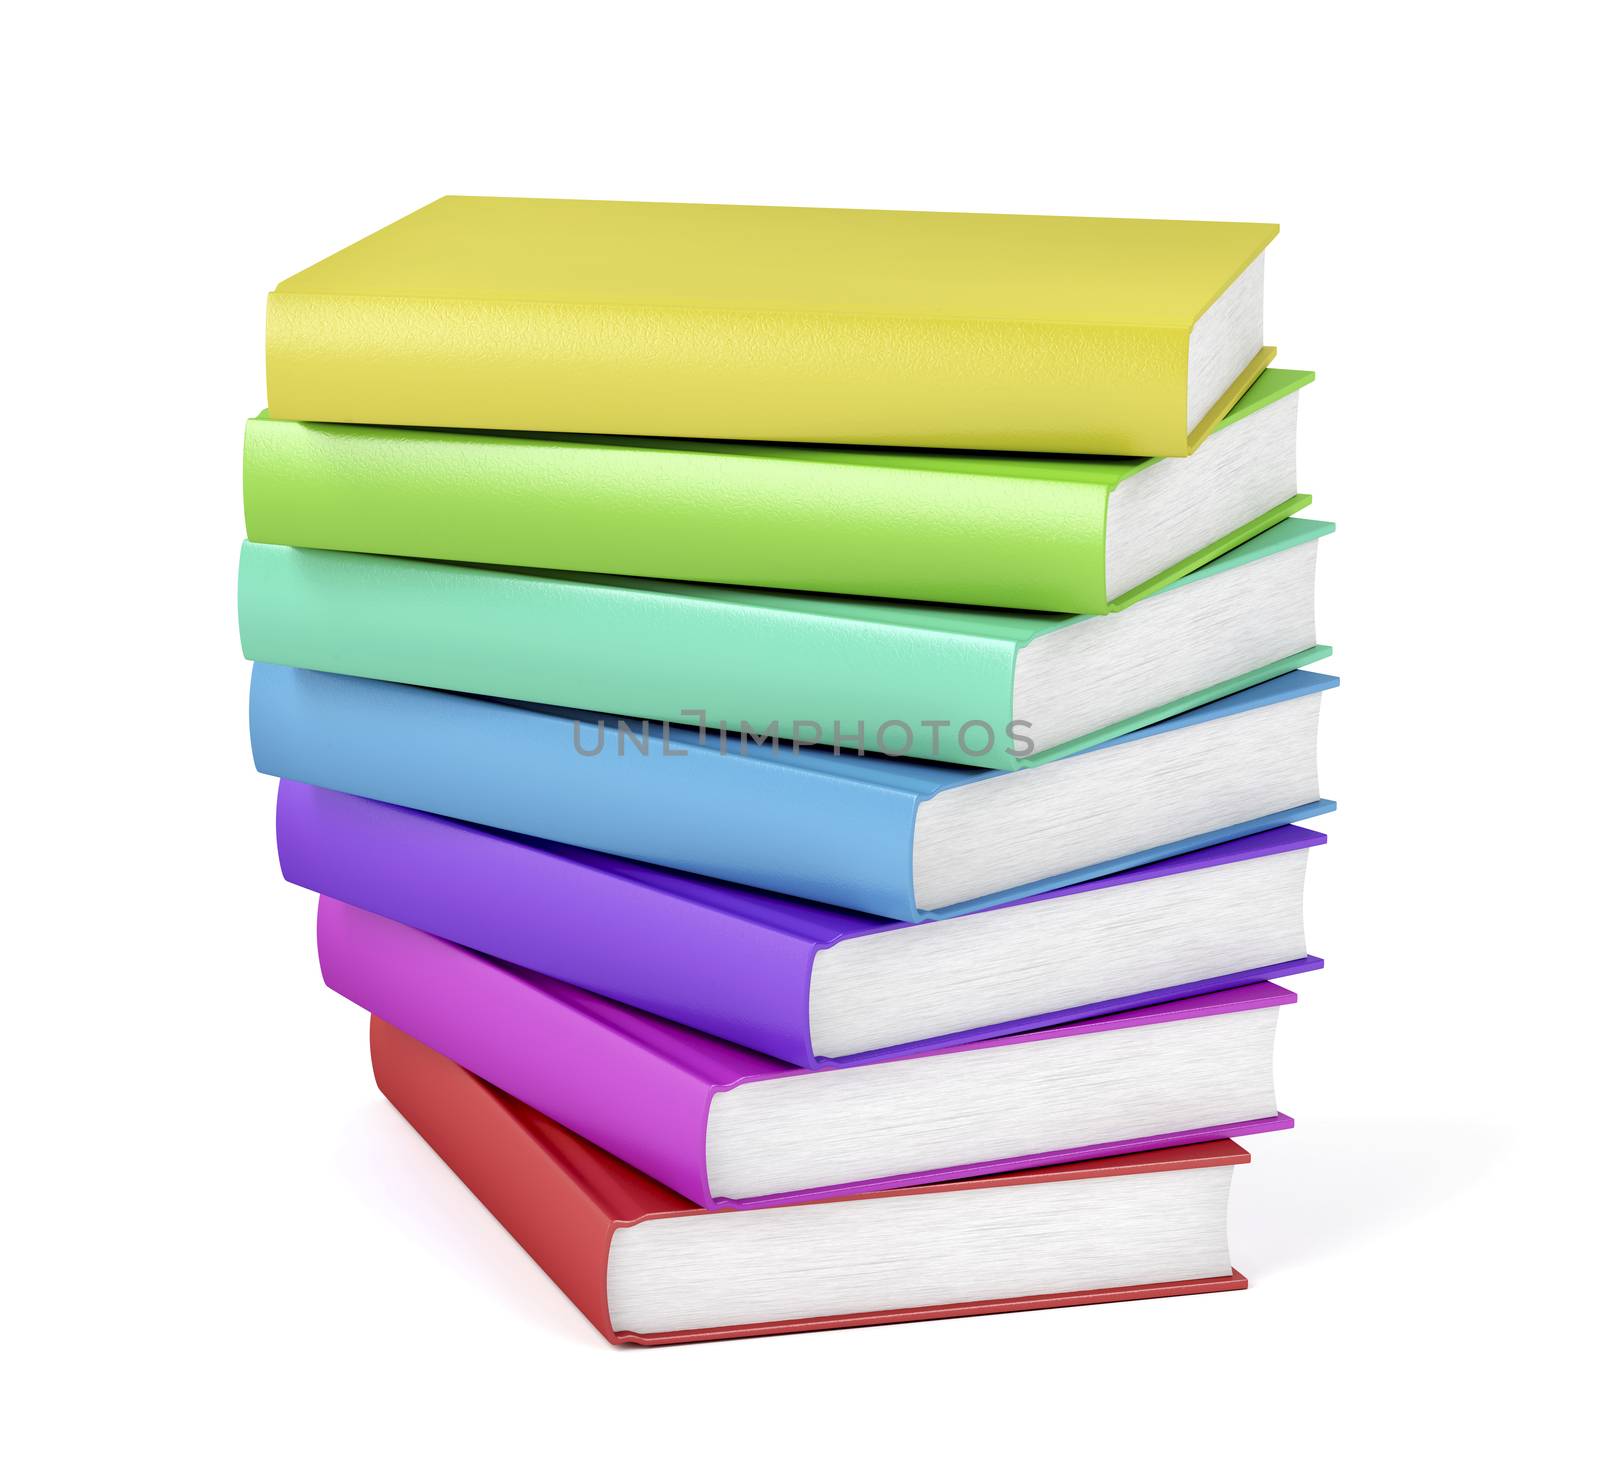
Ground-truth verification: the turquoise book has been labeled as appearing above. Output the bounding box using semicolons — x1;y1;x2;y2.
240;519;1332;771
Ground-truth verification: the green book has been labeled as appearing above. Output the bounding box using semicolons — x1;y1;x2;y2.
244;368;1313;616
239;518;1333;771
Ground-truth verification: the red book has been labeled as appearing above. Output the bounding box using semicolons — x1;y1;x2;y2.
371;1017;1250;1345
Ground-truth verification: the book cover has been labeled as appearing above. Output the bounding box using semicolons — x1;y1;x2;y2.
244;368;1312;617
266;197;1276;456
250;663;1336;921
323;897;1296;1208
372;1014;1251;1346
239;517;1333;770
281;779;1325;1067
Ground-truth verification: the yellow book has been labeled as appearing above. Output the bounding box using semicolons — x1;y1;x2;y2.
267;198;1277;456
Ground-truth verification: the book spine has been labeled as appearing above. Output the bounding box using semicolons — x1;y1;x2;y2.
369;1016;620;1342
243;413;1119;614
278;781;824;1067
325;899;722;1205
265;290;1191;456
250;663;927;919
238;542;1022;769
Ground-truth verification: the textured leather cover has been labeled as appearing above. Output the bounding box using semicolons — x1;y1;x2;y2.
325;897;1296;1207
245;369;1311;616
267;197;1276;456
250;664;1337;920
371;1015;1251;1346
239;516;1334;770
282;779;1325;1066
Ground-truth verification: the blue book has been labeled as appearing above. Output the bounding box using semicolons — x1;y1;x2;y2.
250;665;1336;922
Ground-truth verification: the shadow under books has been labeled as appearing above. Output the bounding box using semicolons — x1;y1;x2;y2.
1231;1117;1507;1275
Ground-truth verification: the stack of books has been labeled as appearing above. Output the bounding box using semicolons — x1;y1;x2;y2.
242;197;1335;1346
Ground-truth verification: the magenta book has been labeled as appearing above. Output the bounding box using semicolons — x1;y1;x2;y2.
319;897;1295;1209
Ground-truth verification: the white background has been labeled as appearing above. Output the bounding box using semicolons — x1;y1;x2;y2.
7;4;1594;1461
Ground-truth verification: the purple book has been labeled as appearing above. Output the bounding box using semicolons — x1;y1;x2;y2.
281;780;1323;1067
319;896;1296;1210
